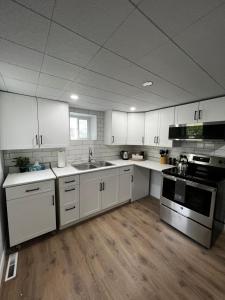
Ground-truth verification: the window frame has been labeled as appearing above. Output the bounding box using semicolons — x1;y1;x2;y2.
70;112;96;141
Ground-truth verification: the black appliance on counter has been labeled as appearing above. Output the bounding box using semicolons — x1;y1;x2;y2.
169;121;225;141
120;151;129;160
160;153;225;248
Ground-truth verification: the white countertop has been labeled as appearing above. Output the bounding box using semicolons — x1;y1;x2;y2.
52;159;173;178
3;169;56;188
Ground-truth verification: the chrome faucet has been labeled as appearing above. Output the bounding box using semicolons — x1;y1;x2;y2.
88;147;94;163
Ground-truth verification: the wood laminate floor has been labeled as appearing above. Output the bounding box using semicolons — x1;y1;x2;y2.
1;197;225;300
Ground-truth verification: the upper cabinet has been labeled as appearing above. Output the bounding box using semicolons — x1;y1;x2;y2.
104;111;127;145
127;113;145;145
175;102;199;124
38;99;69;148
198;97;225;122
0;93;38;150
144;107;174;147
0;92;69;150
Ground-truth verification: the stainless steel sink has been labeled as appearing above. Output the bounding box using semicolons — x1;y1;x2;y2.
72;161;114;170
93;161;114;167
72;163;97;170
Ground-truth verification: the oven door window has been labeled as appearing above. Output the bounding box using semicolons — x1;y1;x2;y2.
162;177;175;201
183;185;212;217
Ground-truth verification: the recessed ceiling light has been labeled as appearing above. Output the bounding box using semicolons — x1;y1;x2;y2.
70;94;79;100
142;81;153;87
130;106;136;111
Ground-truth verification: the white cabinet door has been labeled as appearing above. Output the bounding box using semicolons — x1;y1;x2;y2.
101;173;119;210
175;102;199;124
38;99;69;148
132;166;149;201
198;97;225;122
7;191;56;247
158;107;174;147
144;111;159;146
112;111;127;145
119;173;132;203
80;172;101;218
0;92;38;150
127;113;145;145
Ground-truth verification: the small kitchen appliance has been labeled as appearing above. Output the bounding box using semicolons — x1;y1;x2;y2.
57;150;66;168
160;153;225;248
120;151;129;160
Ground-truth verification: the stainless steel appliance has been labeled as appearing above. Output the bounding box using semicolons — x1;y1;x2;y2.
120;151;129;160
160;153;225;248
169;121;225;141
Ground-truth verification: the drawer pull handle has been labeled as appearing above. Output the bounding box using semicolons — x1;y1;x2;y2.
65;188;76;192
52;195;55;206
124;169;130;172
65;180;75;184
26;187;40;192
65;206;76;211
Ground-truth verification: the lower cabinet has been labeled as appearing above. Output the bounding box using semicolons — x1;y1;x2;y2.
6;180;56;247
132;166;150;201
118;166;133;203
80;169;120;218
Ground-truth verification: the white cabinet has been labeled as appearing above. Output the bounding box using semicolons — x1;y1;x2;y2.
101;169;119;210
158;107;174;147
198;97;225;122
118;166;133;203
127;113;145;145
38;99;69;148
144;111;159;146
0;93;38;150
132;166;149;201
58;175;80;229
175;102;199;124
0;91;69;150
104;111;127;145
144;107;174;147
80;171;102;218
6;180;56;247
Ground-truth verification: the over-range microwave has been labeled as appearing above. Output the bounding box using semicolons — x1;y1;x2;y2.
169;121;225;141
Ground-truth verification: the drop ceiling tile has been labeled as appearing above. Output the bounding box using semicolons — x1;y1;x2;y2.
3;77;36;96
15;0;55;18
0;61;39;83
0;39;43;71
36;85;63;100
0;0;50;51
138;0;223;37
175;5;225;89
138;42;224;98
46;23;100;66
105;9;168;61
41;55;82;80
38;73;70;90
52;0;133;44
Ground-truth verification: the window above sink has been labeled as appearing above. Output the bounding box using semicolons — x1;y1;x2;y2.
70;112;97;141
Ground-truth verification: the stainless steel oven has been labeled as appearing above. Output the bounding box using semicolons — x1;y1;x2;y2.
161;174;217;229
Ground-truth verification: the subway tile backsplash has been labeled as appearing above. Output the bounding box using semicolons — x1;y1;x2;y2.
3;108;225;173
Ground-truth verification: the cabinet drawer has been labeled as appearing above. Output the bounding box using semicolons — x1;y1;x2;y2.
59;185;79;206
119;166;133;175
6;180;55;200
99;167;119;178
60;201;79;227
59;175;79;188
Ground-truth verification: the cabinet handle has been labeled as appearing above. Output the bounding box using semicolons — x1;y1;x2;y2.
102;182;105;191
154;136;156;143
40;135;43;145
65;188;76;192
65;206;76;211
35;134;39;145
142;136;144;144
198;110;202;120
52;195;55;206
26;187;40;192
124;169;130;172
112;136;115;144
99;182;102;191
131;175;133;182
65;180;75;184
157;136;160;144
194;111;198;120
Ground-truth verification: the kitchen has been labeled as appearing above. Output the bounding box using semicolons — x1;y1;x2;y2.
0;0;225;299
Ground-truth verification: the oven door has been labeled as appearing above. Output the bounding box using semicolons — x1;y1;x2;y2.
161;174;217;228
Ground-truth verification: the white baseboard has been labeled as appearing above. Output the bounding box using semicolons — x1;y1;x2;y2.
0;248;6;286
